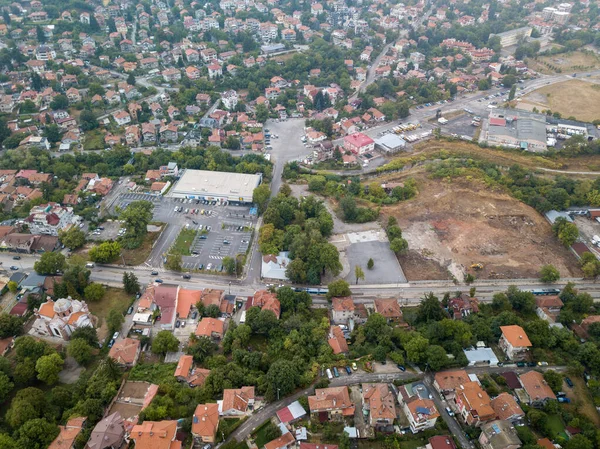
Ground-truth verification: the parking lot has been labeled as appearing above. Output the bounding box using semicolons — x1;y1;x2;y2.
111;192;161;213
133;195;257;269
88;219;122;241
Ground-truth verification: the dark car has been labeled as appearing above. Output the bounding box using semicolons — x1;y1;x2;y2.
199;235;207;240
108;339;115;348
516;362;526;367
198;264;204;270
191;311;198;320
151;271;159;276
182;274;191;280
12;256;21;260
345;366;352;375
10;266;19;270
397;365;406;372
527;362;537;367
223;240;230;245
127;306;134;315
175;320;181;328
192;250;199;255
155;279;163;283
565;377;574;388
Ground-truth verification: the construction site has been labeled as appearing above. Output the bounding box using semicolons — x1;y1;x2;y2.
380;170;582;281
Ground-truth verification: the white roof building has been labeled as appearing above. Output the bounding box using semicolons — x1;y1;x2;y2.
261;252;291;280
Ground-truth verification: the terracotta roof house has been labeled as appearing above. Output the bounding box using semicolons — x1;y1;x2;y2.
252;290;281;318
518;371;556;407
130;420;181;449
174;354;210;387
427;436;456;449
454;381;495;426
48;417;86;449
479;420;522;449
500;371;522;389
219;386;255;417
402;396;439;433
373;298;403;322
537;438;555;449
499;325;532;360
448;294;479;320
363;383;396;430
177;288;201;319
308;387;355;420
535;296;564;326
85;412;125;449
108;338;141;367
264;432;295;449
327;325;348;354
490;392;524;423
195;318;225;339
300;444;339;449
0;337;14;356
192;404;220;444
154;284;179;329
331;296;355;324
200;289;224;308
433;370;470;398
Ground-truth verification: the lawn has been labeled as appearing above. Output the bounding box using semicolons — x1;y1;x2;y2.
519;80;600;122
253;422;273;449
121;226;164;265
526;51;600;75
83;129;105;151
171;229;198;256
546;414;567;439
358;437;427;449
88;287;134;328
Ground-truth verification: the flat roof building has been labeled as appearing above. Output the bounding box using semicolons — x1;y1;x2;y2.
481;108;547;152
490;26;532;47
171;169;262;203
375;134;406;153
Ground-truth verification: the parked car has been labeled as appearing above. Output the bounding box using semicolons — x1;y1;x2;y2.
155;279;164;283
558;397;571;403
397;365;406;372
181;321;186;328
108;339;115;348
191;311;198;320
151;271;159;276
127;306;134;315
352;362;358;371
182;274;191;280
565;377;574;388
12;256;20;260
10;266;19;270
345;366;352;375
198;264;204;270
333;367;340;377
112;332;120;340
175;320;181;328
446;406;454;416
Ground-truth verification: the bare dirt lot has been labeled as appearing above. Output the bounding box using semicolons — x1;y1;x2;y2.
519;79;600;122
381;172;582;281
526;51;600;75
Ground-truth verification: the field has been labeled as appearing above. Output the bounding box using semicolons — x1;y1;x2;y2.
526;51;600;75
519;79;600;122
171;229;198;256
121;226;164;265
87;287;135;340
380;170;582;281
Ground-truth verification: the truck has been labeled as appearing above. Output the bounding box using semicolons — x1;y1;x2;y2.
326;369;333;380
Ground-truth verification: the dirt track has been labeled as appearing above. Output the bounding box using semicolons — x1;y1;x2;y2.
382;174;582;281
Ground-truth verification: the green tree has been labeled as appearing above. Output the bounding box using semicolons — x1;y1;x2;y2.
326;279;351;299
152;330;180;355
367;258;374;270
127;73;136;85
106;309;124;334
89;241;121;263
122;272;140;294
187;335;218;363
16;418;59;449
222;256;236;275
265;359;299;401
67;338;93;365
50;94;68;110
7;281;17;293
6;387;46;428
119;201;153;249
0;372;14;402
43;124;61;144
80;109;99;131
165;252;182;271
84;283;105;302
540;264;560;283
390;237;409;254
354;265;365;285
0;313;23;338
509;85;517;101
253;184;271;214
425;345;448;371
36;353;64;385
58;227;86;250
417;293;445;323
565;435;593;449
543;370;563;392
69;326;98;347
34;252;66;275
255;103;269;123
406;335;429;364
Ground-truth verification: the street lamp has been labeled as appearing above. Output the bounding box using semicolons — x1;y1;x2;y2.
229;281;231;295
277;388;281;401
